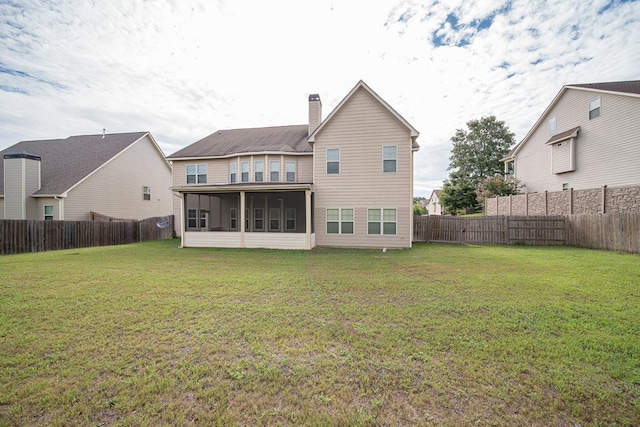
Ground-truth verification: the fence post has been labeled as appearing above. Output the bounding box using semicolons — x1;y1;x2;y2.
601;185;607;214
504;216;509;244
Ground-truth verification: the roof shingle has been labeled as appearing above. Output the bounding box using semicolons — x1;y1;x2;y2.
0;132;148;196
168;125;311;159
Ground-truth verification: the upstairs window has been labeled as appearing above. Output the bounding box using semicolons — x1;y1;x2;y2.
327;148;340;174
186;164;207;184
383;146;397;172
589;97;601;120
270;160;280;182
254;160;264;182
44;205;53;220
229;162;237;183
286;161;296;182
143;186;151;201
549;117;557;135
241;161;249;182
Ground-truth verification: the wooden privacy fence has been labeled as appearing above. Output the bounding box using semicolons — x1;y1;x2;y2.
414;215;566;245
0;215;173;255
414;213;640;253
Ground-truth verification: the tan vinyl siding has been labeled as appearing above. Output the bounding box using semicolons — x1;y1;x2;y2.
313;87;414;248
64;135;172;221
515;90;640;192
3;157;41;220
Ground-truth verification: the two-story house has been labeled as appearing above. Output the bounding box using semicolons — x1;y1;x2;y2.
503;80;640;193
167;81;420;249
0;131;173;221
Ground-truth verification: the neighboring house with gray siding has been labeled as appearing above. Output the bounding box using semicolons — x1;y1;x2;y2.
503;80;640;193
167;80;420;250
0;132;173;221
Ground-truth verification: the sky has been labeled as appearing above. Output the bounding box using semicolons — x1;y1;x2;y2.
1;0;639;197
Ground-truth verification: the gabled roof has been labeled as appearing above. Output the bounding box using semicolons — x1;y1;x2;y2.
0;132;155;196
167;125;311;160
545;126;580;145
568;80;640;95
504;80;640;161
307;80;420;144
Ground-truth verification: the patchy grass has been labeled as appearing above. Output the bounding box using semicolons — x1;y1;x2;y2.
0;241;638;426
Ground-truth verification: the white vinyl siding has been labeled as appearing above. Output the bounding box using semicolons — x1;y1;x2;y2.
549;117;557;135
65;134;172;222
513;89;640;193
552;140;575;174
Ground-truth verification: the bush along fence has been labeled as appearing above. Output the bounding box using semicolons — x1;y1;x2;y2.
414;213;640;254
0;215;174;255
485;184;640;216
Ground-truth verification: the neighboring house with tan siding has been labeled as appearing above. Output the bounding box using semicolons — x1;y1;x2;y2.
167;80;420;250
0;132;173;221
503;80;640;194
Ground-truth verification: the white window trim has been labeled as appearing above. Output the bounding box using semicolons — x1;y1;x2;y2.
270;160;280;182
589;97;601;120
326;208;354;235
285;160;296;182
240;161;249;183
383;145;397;173
229;161;237;183
269;207;280;231
368;208;397;235
254;208;264;231
44;205;54;220
254;160;264;182
230;208;238;230
186;164;207;184
285;208;296;231
326;148;340;175
143;186;151;201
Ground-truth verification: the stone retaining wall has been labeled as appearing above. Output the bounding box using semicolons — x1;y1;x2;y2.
485;185;640;216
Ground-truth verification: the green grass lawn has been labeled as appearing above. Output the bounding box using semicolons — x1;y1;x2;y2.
1;241;638;426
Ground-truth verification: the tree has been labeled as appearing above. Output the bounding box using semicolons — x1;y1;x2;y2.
438;180;478;215
476;175;523;204
443;115;515;212
448;116;515;187
413;203;427;216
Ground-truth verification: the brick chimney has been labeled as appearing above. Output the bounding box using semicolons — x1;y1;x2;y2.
308;93;322;135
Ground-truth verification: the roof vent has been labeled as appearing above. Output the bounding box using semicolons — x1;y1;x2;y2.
309;94;320;101
102;128;106;139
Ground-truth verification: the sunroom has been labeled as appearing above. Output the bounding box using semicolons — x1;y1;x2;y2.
174;183;314;250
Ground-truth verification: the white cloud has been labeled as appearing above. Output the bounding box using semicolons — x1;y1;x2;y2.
1;0;639;197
